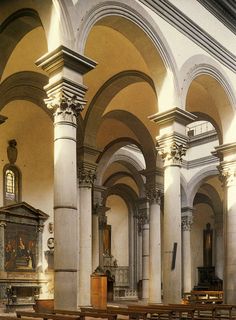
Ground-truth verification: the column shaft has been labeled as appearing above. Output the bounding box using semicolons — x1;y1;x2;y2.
149;201;162;303
225;184;236;303
142;222;149;300
79;187;92;306
54;119;78;310
182;214;193;293
163;165;181;303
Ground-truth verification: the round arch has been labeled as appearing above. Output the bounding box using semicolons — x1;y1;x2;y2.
77;0;180;109
187;165;219;207
0;71;52;118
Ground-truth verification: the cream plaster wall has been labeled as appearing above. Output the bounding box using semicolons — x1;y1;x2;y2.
106;195;129;266
168;0;236;53
0;100;54;267
1;27;47;82
96;118;137;150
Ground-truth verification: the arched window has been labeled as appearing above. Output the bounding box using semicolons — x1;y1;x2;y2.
3;165;21;205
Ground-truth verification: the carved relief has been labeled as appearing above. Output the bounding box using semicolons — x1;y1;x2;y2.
7;140;17;164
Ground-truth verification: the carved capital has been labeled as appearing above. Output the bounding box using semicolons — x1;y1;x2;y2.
158;141;187;166
79;167;96;188
181;215;193;231
146;186;161;205
45;91;85;115
135;209;149;234
0;221;6;228
218;161;236;187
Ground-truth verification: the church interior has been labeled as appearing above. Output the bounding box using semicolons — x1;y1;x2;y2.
0;0;236;315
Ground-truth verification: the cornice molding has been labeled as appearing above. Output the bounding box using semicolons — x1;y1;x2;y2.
197;0;236;35
139;0;236;73
182;155;219;169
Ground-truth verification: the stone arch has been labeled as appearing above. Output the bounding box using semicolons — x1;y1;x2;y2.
96;137;146;185
98;110;157;170
0;8;44;81
77;0;180;109
103;153;146;197
180;55;236;108
180;55;236;143
187;165;219;207
84;70;156;146
0;71;52;119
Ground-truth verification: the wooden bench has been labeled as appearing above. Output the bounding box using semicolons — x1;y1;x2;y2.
54;309;117;320
16;311;79;320
107;306;148;320
128;304;193;320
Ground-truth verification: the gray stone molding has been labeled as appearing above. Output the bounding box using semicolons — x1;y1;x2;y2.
182;155;219;169
149;107;197;127
36;45;97;76
139;0;236;73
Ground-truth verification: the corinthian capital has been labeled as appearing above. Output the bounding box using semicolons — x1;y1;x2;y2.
78;163;96;188
45;91;85;115
181;215;193;231
146;186;162;204
158;141;187;167
218;161;236;187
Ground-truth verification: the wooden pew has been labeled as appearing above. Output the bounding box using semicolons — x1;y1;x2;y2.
128;304;192;320
57;307;147;320
16;311;80;320
54;309;117;320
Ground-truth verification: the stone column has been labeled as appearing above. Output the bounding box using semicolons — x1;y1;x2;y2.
217;155;236;304
146;186;162;303
78;163;96;306
37;46;96;310
0;221;6;272
150;107;196;304
136;205;149;300
181;209;193;293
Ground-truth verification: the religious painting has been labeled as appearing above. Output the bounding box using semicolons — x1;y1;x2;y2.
103;224;111;255
5;222;37;271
